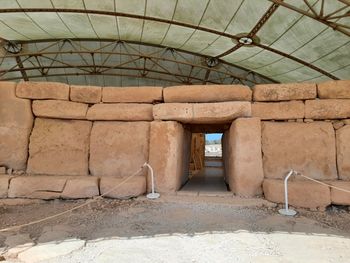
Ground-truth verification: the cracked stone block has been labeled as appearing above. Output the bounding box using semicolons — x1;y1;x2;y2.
100;176;146;198
61;177;99;199
102;86;163;103
16;81;69;100
32;100;88;119
70;85;102;103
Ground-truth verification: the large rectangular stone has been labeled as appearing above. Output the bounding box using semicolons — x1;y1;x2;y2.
305;99;350;119
318;80;350;99
225;118;264;197
153;102;251;124
32;100;88;119
262;122;337;180
70;85;102;103
327;181;350;205
263;179;331;209
89;122;150;177
86;103;153;121
253;83;316;101
148;121;187;192
336;125;350;180
16;81;69;100
0;82;34;170
27;118;92;176
163;85;252;102
61;177;99;199
102;86;163;103
252;101;304;120
100;176;146;199
0;175;10;198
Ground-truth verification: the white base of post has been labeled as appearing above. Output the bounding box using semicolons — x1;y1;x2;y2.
143;163;160;200
278;208;297;216
147;193;160;199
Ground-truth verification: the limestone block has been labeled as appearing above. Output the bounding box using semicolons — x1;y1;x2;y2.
253;83;316;101
0;82;33;170
336;125;350;180
163;84;252;103
89;122;150;177
27;118;92;176
263;179;331;209
0;167;6;174
16;81;69;100
86;103;153;121
148;121;186;192
100;176;146;198
318;80;350;99
327;181;350;205
305;99;350;119
70;85;102;103
0;175;10;198
61;177;99;199
262;122;337;180
32;100;88;119
252;101;304;120
153;102;251;124
225;118;264;197
102;86;163;103
8;176;68;199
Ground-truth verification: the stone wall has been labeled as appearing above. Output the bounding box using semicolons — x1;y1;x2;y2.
0;80;349;208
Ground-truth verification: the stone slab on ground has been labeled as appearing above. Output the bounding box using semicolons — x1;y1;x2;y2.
263;179;331;209
89;121;150;177
4;234;34;259
99;176;146;198
305;99;350;119
32;100;88;119
102;86;163;103
27;118;92;176
0;175;10;198
148;121;187;192
326;181;350;205
86;103;153;121
336;125;350;180
317;80;350;99
70;85;102;103
153;102;251;123
16;81;69;100
251;101;305;120
163;85;252;102
253;83;316;101
262;122;337;180
0;82;34;170
61;177;99;199
17;239;85;263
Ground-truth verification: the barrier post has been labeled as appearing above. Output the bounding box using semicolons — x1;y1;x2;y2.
143;163;160;199
278;169;297;216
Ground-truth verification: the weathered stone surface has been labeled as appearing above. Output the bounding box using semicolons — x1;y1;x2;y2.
163;85;252;103
89;122;149;177
225;118;264;197
336;125;350;180
27;118;92;176
0;82;33;170
148;121;187;192
86;103;153;121
100;176;146;198
61;177;99;199
327;181;350;205
252;101;304;120
253;83;316;101
70;85;102;103
8;176;67;199
0;175;9;198
262;122;337;180
318;80;350;99
0;166;6;174
102;86;163;103
263;179;331;209
305;99;350;119
153;102;251;123
32;100;88;119
16;81;69;100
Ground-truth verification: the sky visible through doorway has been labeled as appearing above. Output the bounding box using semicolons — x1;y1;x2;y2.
205;133;222;141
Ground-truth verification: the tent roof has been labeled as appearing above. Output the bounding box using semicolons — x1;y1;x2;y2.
0;0;349;86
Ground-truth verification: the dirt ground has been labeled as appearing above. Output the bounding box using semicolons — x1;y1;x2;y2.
0;196;350;262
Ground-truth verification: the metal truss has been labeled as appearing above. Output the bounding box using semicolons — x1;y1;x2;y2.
0;40;276;86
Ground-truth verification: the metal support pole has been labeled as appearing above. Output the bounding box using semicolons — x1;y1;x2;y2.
278;169;297;216
143;163;160;199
